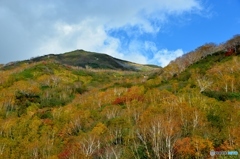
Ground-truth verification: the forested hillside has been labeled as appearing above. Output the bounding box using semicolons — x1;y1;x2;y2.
0;35;240;158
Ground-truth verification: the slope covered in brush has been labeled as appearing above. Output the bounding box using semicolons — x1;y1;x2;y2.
0;35;240;158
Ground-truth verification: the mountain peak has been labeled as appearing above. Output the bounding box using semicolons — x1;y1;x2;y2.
2;50;160;72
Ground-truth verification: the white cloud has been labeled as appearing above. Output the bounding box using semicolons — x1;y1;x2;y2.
0;0;202;65
127;53;148;64
150;49;184;67
36;20;124;59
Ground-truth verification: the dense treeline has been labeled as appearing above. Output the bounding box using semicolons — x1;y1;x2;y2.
0;35;240;158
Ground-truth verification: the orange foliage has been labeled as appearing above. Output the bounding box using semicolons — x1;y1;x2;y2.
112;86;144;105
174;137;195;157
175;136;213;158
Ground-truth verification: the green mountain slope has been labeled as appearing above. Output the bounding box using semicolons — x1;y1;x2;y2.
2;50;161;72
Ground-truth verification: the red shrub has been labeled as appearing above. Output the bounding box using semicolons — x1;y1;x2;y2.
225;48;234;56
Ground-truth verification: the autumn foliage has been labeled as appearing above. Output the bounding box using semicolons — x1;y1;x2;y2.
0;35;240;158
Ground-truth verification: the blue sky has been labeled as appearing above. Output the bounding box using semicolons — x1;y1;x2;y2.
0;0;239;66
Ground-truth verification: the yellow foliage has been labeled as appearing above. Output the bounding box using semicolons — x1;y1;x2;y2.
91;123;107;136
11;80;40;94
191;136;213;157
78;76;93;85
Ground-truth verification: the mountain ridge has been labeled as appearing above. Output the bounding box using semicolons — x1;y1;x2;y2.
1;49;161;72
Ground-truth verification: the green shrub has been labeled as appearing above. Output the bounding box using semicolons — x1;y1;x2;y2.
202;91;240;101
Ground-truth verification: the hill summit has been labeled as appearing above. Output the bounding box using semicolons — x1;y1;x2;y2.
3;49;160;72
